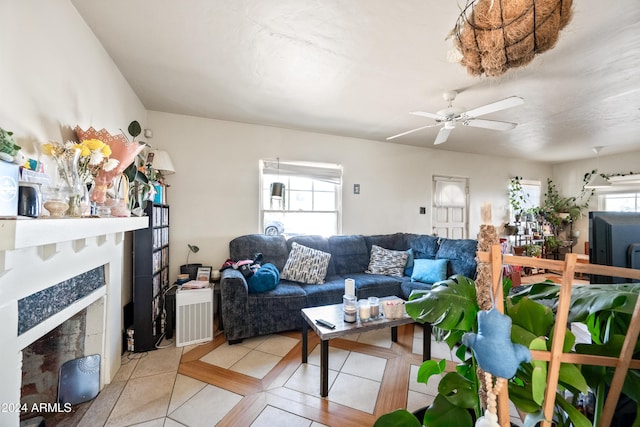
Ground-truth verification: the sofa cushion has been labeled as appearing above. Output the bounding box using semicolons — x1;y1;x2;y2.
364;233;410;251
366;245;409;277
301;276;347;307
411;258;448;284
436;238;478;278
229;234;289;271
401;280;434;299
328;235;369;275
281;242;331;284
347;273;403;300
406;234;440;259
405;248;415;276
287;235;335;276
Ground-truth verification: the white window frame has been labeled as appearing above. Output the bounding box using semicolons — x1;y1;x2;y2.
597;188;640;212
259;159;342;236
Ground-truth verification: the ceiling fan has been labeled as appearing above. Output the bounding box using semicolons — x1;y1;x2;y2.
387;90;524;145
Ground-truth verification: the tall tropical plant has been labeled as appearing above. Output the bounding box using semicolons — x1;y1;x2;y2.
374;275;640;427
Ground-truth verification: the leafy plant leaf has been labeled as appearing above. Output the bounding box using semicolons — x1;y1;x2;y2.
405;276;478;332
438;372;477;409
508;297;555;337
416;359;446;385
128;120;142;139
558;362;588;395
508;381;541;414
529;338;548;406
422;394;474;427
567;283;638;322
373;409;421;427
511;324;538;347
555;391;592;427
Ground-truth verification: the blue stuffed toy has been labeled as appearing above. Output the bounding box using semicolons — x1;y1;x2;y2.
462;307;531;379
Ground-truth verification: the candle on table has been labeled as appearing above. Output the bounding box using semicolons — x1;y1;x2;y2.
345;278;355;296
368;297;380;318
358;299;370;321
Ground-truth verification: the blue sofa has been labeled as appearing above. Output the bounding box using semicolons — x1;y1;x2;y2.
220;233;478;343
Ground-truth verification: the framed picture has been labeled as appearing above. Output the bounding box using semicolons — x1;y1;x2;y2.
196;266;211;282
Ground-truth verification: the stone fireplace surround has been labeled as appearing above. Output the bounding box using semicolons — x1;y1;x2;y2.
0;217;147;426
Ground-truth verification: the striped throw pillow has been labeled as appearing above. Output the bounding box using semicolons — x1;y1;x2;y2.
281;242;331;284
366;245;409;277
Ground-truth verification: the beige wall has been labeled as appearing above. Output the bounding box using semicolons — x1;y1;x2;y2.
146;111;552;279
0;1;147;308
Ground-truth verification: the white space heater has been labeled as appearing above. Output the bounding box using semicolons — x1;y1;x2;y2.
176;286;214;347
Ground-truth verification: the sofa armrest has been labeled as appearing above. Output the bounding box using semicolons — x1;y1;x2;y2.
220;268;251;342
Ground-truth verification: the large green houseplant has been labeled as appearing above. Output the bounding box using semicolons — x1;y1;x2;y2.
374;276;640;427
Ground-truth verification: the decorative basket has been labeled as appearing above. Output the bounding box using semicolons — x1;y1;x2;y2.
381;299;406;319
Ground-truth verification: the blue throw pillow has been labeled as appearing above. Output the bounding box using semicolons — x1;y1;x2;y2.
411;258;448;284
404;248;414;276
248;263;280;293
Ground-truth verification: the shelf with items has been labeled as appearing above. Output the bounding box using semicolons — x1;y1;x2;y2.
132;203;170;352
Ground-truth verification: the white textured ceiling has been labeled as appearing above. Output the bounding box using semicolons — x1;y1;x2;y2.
71;0;640;163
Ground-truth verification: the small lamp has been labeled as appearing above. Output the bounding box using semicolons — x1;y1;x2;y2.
270;157;285;198
270;182;285;198
148;149;175;174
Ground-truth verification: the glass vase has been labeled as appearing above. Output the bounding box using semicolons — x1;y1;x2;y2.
61;148;85;217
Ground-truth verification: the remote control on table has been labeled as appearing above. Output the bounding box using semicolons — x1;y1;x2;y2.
315;319;336;329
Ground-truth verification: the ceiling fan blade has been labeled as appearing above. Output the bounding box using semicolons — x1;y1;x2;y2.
386;123;440;141
464;118;518;131
464;96;524;118
434;127;452;145
410;111;445;120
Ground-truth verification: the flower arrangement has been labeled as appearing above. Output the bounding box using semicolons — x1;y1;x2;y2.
42;139;119;186
74;126;146;204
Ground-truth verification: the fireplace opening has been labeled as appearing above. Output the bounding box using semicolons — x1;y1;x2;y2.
20;310;86;422
18;266;107;425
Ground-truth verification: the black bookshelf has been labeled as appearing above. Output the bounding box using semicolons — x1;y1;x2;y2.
132;203;170;352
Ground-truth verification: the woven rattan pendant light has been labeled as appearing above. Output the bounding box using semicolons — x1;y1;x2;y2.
453;0;573;77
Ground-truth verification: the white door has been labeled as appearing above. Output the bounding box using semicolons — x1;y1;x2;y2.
432;176;468;239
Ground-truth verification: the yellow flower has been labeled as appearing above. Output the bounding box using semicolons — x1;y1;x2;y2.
74;143;91;157
42;143;53;156
83;139;104;151
101;145;112;157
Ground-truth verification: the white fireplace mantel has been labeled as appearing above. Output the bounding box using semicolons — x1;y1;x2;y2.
0;216;149;251
0;216;148;426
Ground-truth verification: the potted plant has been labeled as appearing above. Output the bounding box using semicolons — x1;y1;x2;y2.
180;243;201;279
508;176;529;222
539;179;592;235
524;243;542;258
375;276;640;427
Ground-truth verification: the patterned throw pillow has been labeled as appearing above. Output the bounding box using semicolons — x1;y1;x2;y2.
366;245;409;277
281;242;331;284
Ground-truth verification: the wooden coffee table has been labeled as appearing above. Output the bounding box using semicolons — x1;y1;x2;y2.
301;298;432;397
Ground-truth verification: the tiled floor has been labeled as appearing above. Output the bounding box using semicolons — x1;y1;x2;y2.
43;325;525;426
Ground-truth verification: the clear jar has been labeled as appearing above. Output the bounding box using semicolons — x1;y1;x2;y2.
358;299;371;322
368;297;380;318
343;294;357;323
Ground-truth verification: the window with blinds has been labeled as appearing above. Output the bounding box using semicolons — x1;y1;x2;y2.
260;160;342;236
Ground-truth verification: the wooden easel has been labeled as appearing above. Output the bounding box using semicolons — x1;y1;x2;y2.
477;245;640;427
